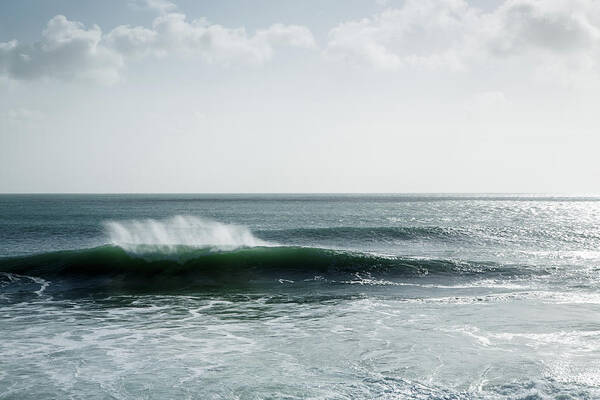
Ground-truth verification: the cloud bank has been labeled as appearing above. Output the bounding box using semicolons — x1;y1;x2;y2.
131;0;178;14
326;0;600;80
0;16;122;83
2;0;600;85
0;13;316;83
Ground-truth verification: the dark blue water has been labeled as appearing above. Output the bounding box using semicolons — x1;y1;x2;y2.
1;194;600;399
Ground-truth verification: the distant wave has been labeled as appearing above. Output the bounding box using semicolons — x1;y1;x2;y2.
256;226;466;243
254;225;600;249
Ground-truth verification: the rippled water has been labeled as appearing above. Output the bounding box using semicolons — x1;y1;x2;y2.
1;194;600;399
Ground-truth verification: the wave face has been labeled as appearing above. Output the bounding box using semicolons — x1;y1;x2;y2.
0;216;537;290
104;216;271;253
0;245;529;290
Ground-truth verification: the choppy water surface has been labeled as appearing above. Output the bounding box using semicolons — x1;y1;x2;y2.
1;194;600;399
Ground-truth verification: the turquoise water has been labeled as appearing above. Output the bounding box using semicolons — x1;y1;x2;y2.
1;194;600;399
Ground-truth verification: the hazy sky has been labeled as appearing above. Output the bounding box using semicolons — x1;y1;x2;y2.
1;0;599;193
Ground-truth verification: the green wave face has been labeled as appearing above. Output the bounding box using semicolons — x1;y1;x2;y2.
0;245;528;291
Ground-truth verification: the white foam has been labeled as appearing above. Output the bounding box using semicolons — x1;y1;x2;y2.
104;216;271;252
29;276;50;296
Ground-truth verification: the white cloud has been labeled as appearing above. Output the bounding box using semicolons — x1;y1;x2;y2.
0;15;123;84
256;23;317;50
129;0;177;14
327;0;480;70
326;0;600;81
108;13;316;65
0;13;316;83
104;25;158;58
487;0;600;56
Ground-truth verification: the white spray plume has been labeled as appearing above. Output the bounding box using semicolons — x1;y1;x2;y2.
104;216;270;252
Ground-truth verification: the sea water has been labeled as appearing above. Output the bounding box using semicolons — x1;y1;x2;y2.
1;194;599;399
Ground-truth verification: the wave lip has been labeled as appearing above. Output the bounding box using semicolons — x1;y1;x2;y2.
104;216;271;253
256;226;466;243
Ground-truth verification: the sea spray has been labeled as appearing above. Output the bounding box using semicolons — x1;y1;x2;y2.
104;216;271;253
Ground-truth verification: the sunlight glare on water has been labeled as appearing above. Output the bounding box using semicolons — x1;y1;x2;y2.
1;194;600;399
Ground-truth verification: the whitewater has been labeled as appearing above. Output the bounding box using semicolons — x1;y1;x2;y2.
1;194;600;399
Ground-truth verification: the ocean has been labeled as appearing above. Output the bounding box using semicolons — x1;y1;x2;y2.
1;194;599;399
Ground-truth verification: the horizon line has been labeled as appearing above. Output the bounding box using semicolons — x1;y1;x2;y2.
1;192;600;197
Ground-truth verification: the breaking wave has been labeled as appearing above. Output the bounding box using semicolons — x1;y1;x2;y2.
0;216;540;291
104;216;271;252
0;245;532;289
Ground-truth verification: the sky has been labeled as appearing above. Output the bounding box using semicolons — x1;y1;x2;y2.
1;0;599;193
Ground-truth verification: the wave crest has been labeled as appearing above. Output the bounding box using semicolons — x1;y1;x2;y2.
104;216;270;252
